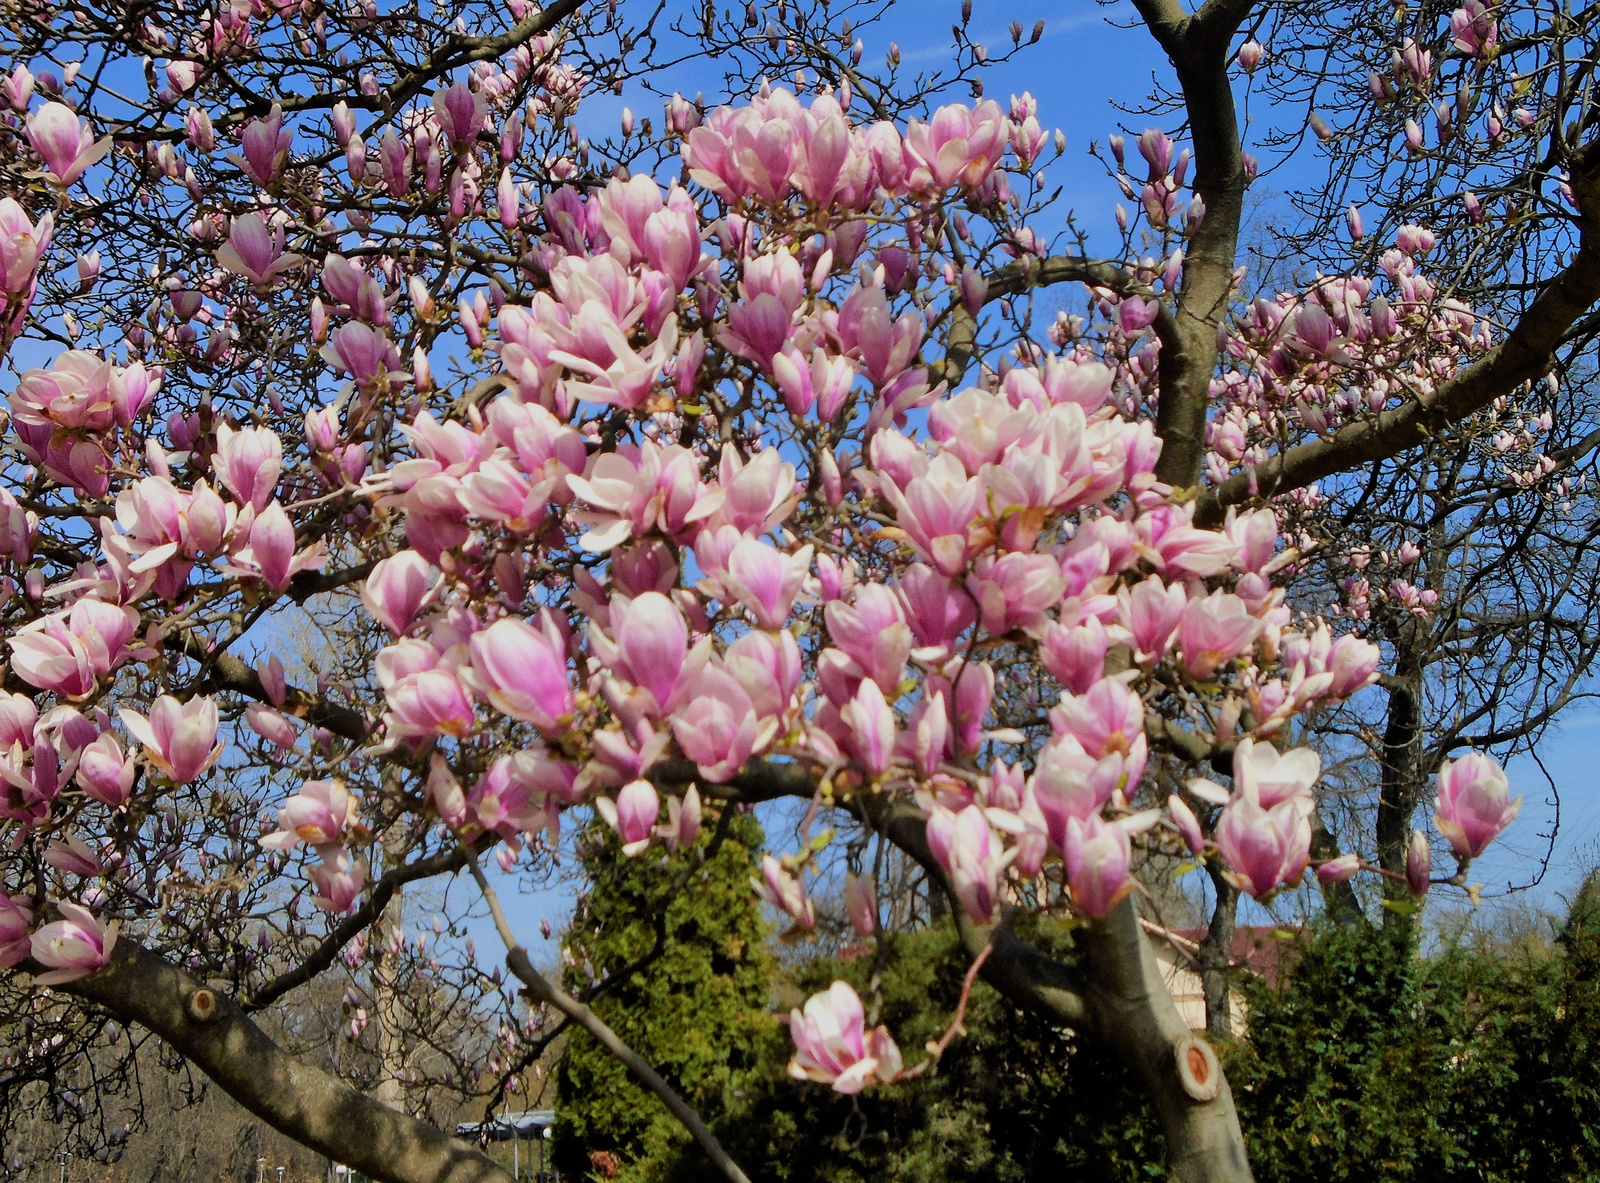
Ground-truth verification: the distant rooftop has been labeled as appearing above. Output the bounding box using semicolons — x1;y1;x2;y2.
456;1110;555;1141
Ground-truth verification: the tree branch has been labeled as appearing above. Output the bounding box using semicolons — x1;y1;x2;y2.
244;846;473;1012
61;941;512;1183
1195;141;1600;527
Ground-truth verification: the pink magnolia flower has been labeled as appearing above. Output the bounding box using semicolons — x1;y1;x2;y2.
566;441;706;553
595;778;661;856
1215;782;1312;898
1168;795;1206;855
1451;0;1498;57
825;584;914;692
1051;678;1145;762
843;872;878;936
245;703;298;750
966;553;1066;637
432;81;487;146
0;197;52;345
1040;618;1108;695
213;423;282;511
30;901;118;984
0;895;32;967
9;598;140;697
591;591;701;716
880;453;983;576
788;980;903;1094
1406;830;1432;897
361;551;438;636
1064;814;1134;918
76;732;135;807
234;104;292;186
1434;752;1519;859
215;213;302;286
926;803;1013;923
467;615;573;731
755;855;815;928
26;101;110;185
656;784;702;851
44;833;102;878
896;564;977;660
840;677;897;775
119;695;223;784
1233;737;1321;810
308;846;365;913
1316;853;1360;884
261;779;359;850
724;628;802;720
670;665;771;782
1030;734;1121;849
1178;591;1263;678
903;101;1008;190
385;667;476;739
724;539;812;628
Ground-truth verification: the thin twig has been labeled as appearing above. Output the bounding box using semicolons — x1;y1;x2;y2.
896;940;994;1080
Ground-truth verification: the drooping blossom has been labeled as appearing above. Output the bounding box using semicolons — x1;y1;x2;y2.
595;778;661;856
788;980;902;1094
30;902;118;984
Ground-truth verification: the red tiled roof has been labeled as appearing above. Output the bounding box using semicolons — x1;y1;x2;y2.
1173;925;1299;988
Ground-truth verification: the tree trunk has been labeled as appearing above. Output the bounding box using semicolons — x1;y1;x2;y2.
1083;897;1255;1183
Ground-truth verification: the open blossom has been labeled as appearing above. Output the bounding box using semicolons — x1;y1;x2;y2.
788;981;902;1094
8;599;140;697
261;779;360;850
755;855;815;928
119;694;223;784
215;213;303;286
1434;752;1519;858
671;665;771;782
1215;780;1312;898
30;902;118;984
26;101;110;185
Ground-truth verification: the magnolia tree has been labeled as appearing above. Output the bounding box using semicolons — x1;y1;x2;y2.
0;0;1595;1179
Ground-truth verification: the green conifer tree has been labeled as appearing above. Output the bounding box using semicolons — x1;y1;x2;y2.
553;807;781;1182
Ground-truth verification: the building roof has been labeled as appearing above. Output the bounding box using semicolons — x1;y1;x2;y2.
1172;925;1300;988
456;1110;555;1141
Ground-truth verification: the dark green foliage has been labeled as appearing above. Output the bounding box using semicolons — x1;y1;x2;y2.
552;810;782;1183
1232;880;1600;1182
722;918;1162;1183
